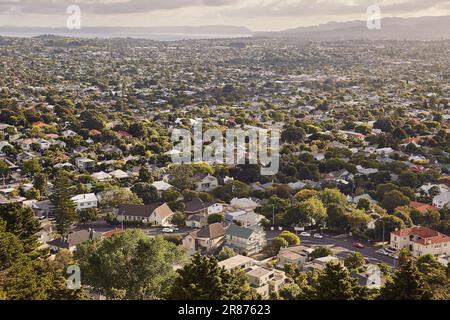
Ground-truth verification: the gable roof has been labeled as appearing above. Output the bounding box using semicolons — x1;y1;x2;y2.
184;197;215;213
153;203;174;220
118;203;162;217
391;226;450;245
196;222;225;239
226;223;261;239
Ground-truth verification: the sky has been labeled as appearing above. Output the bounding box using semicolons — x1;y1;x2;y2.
0;0;450;31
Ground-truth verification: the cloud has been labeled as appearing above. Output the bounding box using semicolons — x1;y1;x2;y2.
0;0;239;15
220;0;450;18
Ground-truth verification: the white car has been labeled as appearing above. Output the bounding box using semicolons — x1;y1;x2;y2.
162;228;174;233
376;249;389;255
313;233;324;239
300;232;311;237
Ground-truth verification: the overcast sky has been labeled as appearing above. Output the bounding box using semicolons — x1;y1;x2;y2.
1;0;450;31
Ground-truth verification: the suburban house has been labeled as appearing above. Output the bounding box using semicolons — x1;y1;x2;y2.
75;157;96;170
194;173;219;192
182;223;225;255
185;213;208;228
224;210;264;227
91;171;112;182
32;199;54;217
184;197;224;215
433;191;450;209
409;201;439;214
304;256;342;271
225;224;267;256
71;193;98;211
47;228;122;253
116;203;174;226
390;226;450;257
228;197;260;211
151;180;174;196
277;245;314;268
218;255;286;298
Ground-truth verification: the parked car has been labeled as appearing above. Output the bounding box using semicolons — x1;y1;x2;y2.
376;249;389;255
162;228;174;233
353;242;365;249
313;233;324;239
300;232;311;237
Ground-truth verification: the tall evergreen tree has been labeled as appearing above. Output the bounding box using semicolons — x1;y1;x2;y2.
0;204;41;253
50;172;77;237
168;254;259;300
379;260;433;300
314;263;369;300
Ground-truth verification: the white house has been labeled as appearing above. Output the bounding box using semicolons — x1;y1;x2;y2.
390;226;450;258
433;191;450;209
109;169;130;180
71;193;98;211
116;203;175;226
75;157;96;170
194;173;219;192
91;171;112;182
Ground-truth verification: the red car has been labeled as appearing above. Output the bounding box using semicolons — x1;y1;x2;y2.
353;242;365;249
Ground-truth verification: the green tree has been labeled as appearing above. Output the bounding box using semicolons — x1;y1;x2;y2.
310;246;332;260
207;213;224;225
374;216;405;241
75;230;186;300
319;188;348;207
168;254;259;300
0;159;10;180
314;263;369;300
344;252;365;271
381;190;410;213
271;237;289;254
50;172;77;237
0;204;41;253
22;159;42;177
326;204;348;231
130;183;158;204
79;208;98;225
171;211;186;226
217;247;237;261
33;172;48;195
99;187;143;208
278;230;300;245
379;260;433;300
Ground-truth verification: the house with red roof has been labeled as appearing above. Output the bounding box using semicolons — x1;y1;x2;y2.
409;201;439;214
390;226;450;257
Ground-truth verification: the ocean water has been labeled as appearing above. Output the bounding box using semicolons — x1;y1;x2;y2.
0;32;253;41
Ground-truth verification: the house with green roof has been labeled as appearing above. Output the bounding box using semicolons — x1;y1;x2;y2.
225;223;266;256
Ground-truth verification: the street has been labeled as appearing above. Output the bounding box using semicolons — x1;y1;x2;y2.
266;230;397;267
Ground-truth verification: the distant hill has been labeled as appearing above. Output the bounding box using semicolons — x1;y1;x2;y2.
0;25;253;40
259;16;450;40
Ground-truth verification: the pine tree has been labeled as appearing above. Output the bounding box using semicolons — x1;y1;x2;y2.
314;263;369;300
379;260;433;300
0;204;41;253
168;253;259;300
50;172;77;237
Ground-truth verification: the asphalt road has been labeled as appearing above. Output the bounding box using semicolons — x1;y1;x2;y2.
266;230;397;267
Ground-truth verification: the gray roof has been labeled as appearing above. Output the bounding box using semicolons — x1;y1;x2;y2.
184;197;215;213
226;223;261;239
117;203;161;217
